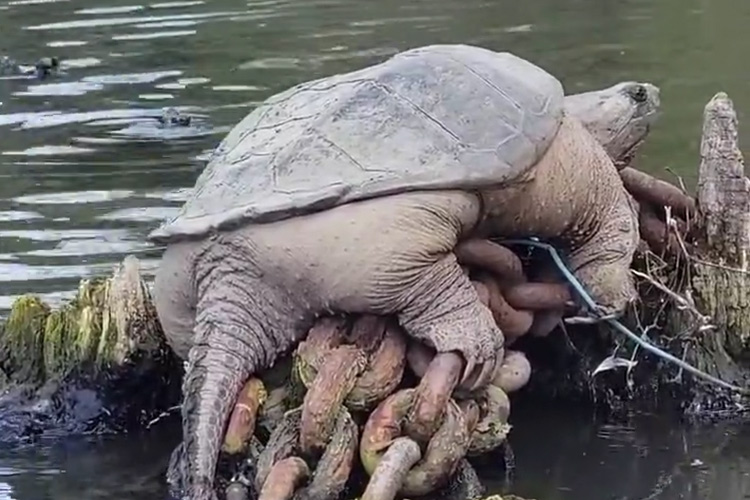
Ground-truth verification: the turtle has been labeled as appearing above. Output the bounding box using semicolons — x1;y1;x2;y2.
0;56;17;75
0;55;59;79
158;107;192;127
149;44;660;499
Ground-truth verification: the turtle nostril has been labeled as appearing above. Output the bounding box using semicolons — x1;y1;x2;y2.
629;84;648;104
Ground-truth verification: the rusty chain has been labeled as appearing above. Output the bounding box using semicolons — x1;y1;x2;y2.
456;238;577;342
359;340;521;499
293;314;406;456
251;314;408;500
359;351;477;498
253;406;358;500
218;238;572;499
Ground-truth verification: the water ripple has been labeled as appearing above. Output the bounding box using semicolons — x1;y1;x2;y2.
11;190;136;204
112;29;197;40
24;10;247;30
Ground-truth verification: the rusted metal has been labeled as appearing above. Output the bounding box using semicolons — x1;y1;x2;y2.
222;377;267;455
455;239;526;286
301;410;359;500
360;388;471;497
475;273;533;341
295;314;407;412
360;437;422;500
254;406;359;500
504;282;573;311
299;344;366;456
492;350;532;394
255;409;303;493
346;318;407;410
296;314;407;458
404;352;463;445
257;457;309;500
466;385;512;456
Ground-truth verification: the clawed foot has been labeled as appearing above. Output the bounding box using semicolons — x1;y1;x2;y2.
458;351;499;392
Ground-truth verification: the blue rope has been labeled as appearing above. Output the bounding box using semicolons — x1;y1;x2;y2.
499;238;750;394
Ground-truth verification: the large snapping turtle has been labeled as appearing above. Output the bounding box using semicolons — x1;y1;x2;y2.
149;44;659;499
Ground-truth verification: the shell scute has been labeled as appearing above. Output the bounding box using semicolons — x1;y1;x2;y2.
149;44;564;243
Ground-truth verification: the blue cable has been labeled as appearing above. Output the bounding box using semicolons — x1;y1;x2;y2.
499;238;749;394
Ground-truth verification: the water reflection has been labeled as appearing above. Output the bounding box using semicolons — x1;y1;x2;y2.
1;408;750;499
0;424;181;500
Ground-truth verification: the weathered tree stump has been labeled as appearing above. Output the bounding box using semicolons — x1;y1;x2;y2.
679;93;750;393
1;256;169;385
0;256;182;440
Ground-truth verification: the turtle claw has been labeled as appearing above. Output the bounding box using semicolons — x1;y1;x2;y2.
459;356;478;388
459;354;498;393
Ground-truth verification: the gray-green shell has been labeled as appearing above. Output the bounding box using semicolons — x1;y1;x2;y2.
148;44;565;244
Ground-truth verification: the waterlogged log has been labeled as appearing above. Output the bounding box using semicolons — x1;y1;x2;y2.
684;92;750;378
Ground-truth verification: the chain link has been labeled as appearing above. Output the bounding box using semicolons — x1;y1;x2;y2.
254;406;358;500
294;314;407;411
293;314;406;457
457;238;575;345
216;239;562;499
249;314;407;500
360;352;476;497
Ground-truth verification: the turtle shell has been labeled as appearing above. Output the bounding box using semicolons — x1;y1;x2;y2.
148;44;564;244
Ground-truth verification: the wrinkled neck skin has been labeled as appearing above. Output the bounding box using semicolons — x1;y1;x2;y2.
170;236;314;499
475;115;639;313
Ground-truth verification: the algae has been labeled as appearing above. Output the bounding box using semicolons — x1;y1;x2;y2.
2;295;50;384
39;277;113;379
1;256;165;387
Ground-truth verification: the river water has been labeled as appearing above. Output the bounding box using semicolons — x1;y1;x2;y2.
1;0;750;497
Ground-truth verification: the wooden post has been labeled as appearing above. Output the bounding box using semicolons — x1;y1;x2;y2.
687;92;750;381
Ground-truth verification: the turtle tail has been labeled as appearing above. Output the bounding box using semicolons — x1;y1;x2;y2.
181;320;257;500
180;272;277;499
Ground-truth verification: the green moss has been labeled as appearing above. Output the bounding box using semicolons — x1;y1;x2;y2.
95;280;118;369
1;257;165;386
3;295;50;384
3;277;125;384
43;304;83;378
71;278;109;368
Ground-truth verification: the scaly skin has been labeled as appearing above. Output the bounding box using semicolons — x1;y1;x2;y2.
155;190;500;499
154;83;660;499
477;116;640;313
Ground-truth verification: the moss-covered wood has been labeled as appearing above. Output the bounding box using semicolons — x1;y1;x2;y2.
0;255;167;387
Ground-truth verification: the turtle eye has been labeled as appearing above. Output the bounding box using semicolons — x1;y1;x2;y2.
628;84;648;104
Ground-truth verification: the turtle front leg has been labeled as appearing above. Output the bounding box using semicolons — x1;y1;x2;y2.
394;253;504;391
567;188;640;317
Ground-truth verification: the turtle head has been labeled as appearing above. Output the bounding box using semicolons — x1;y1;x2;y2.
564;81;660;169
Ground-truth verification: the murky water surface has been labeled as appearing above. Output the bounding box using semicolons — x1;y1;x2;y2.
1;0;750;497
